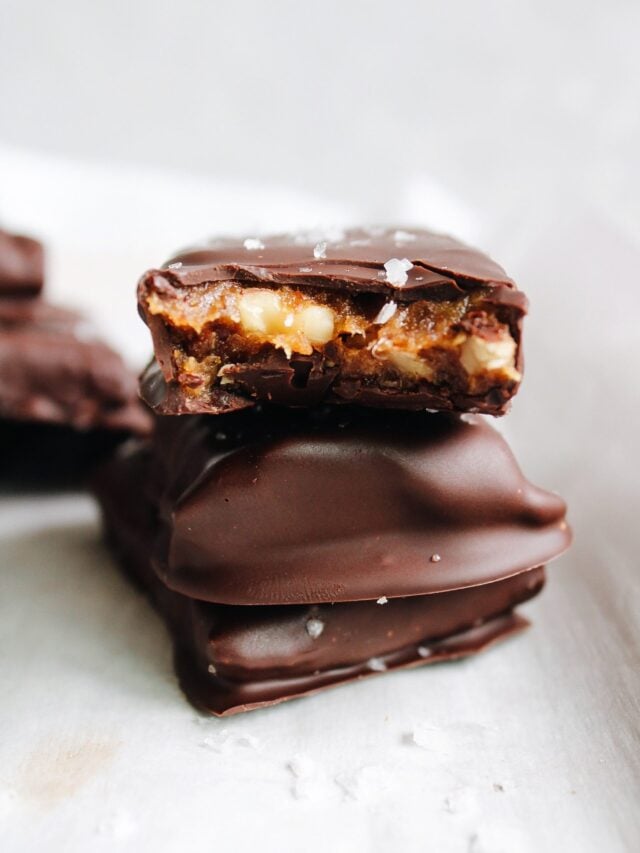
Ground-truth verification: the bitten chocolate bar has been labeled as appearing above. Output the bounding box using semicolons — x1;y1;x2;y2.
137;228;527;416
96;434;547;716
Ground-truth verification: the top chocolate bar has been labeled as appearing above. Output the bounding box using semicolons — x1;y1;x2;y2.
138;227;527;416
0;228;44;296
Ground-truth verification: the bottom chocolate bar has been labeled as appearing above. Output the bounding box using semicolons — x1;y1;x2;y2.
96;441;544;716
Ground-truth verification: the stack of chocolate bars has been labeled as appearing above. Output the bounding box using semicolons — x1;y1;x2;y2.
0;228;147;479
96;228;571;715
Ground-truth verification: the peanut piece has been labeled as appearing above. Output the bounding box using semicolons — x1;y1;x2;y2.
460;334;520;378
238;290;284;335
295;305;335;345
386;349;434;379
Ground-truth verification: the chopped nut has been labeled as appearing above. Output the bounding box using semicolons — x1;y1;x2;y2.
238;290;335;350
385;349;434;379
295;305;334;345
238;290;284;335
460;334;520;379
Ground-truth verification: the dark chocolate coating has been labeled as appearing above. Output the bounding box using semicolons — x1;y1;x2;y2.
145;406;570;605
0;297;150;434
138;227;527;416
95;440;540;715
156;227;518;295
0;228;44;296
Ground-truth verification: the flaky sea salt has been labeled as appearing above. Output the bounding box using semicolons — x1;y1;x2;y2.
299;266;313;273
373;301;397;324
367;657;387;672
430;553;441;563
313;241;327;259
417;646;432;658
376;596;389;605
384;258;413;286
243;238;265;251
207;664;217;674
394;230;416;244
306;617;325;639
168;261;183;269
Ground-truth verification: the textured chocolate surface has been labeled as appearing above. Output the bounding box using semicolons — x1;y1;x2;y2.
0;228;44;296
138;227;527;416
0;298;150;434
95;440;540;715
141;406;570;605
157;228;517;294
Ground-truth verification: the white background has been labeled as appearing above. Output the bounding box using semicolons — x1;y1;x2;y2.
0;3;639;852
2;0;639;229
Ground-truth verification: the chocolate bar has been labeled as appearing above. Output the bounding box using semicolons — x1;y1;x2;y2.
0;297;149;434
0;229;150;480
146;406;570;605
138;228;527;416
0;227;44;296
96;437;546;715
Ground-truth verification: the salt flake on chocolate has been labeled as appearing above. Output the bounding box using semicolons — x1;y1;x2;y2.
168;261;183;270
394;230;416;244
306;617;324;639
368;657;387;672
313;242;327;260
376;596;388;605
243;238;265;251
384;258;413;286
373;301;397;324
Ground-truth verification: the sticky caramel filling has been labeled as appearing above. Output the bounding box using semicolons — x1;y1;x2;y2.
145;282;521;395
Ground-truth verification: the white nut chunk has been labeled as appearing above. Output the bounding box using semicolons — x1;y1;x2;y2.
460;334;520;378
238;290;284;335
238;289;335;348
385;349;434;379
294;305;335;345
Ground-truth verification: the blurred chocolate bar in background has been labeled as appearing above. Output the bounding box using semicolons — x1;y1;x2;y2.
0;227;149;482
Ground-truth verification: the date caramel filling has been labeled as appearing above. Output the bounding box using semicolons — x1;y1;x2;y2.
145;282;520;398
